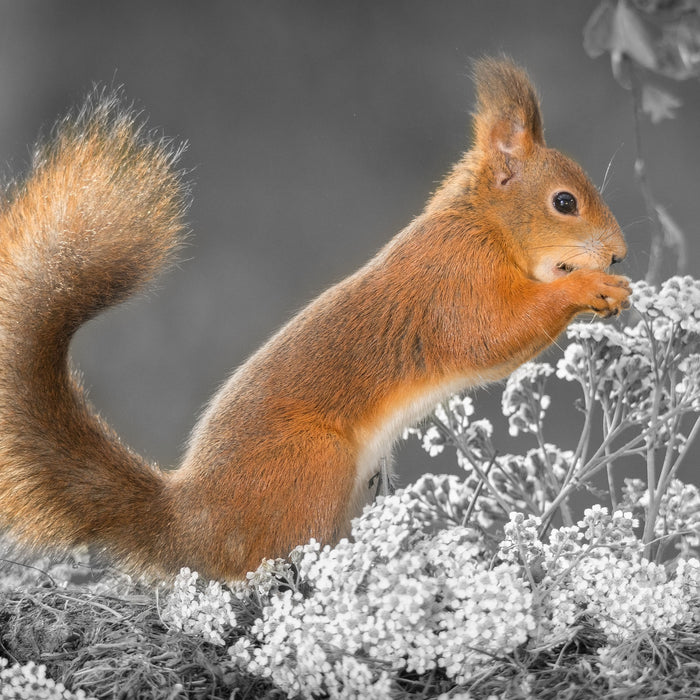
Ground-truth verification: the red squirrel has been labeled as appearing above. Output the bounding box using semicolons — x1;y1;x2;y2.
0;59;630;580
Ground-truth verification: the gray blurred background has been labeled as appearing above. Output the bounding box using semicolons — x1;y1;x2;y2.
0;1;698;484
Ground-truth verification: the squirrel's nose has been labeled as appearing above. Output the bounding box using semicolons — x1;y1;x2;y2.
611;253;625;265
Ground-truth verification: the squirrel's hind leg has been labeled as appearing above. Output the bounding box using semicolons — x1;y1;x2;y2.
170;428;358;579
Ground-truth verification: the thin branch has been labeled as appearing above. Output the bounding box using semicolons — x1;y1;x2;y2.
628;59;666;286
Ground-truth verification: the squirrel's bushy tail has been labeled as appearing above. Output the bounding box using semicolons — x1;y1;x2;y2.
0;92;189;574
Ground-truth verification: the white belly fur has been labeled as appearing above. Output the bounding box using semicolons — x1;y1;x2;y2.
347;368;505;522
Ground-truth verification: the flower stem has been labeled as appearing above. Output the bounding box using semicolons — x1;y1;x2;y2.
629;60;666;286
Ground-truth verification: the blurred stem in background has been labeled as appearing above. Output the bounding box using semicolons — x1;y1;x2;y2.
583;0;700;284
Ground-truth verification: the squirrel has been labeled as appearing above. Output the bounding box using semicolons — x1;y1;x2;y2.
0;58;630;580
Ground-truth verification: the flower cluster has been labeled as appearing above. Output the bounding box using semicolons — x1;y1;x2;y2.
502;362;554;437
0;659;89;700
410;404;574;528
632;276;700;330
563;278;700;424
159;477;700;696
502;505;700;644
222;490;700;696
228;478;535;697
161;567;237;646
492;445;572;517
407;394;495;465
622;478;700;556
554;321;649;418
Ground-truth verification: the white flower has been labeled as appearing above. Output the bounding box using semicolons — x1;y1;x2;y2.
502;362;554;436
162;567;237;646
420;424;445;456
0;659;89;700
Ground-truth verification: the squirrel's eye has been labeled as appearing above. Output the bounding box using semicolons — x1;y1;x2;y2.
553;191;578;215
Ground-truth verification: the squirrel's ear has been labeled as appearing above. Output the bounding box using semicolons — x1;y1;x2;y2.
471;57;545;185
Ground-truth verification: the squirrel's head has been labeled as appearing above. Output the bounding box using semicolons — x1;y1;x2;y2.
467;57;627;282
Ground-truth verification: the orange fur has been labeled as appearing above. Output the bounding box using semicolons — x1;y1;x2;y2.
0;60;630;580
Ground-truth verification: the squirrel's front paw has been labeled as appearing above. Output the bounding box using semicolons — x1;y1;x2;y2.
566;271;631;318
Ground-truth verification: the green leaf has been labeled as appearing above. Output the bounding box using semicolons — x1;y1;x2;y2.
584;0;617;59
641;83;683;122
657;16;700;79
584;0;661;87
585;0;700;82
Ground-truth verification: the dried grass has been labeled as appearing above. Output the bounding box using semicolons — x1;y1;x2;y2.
2;554;700;699
0;556;278;699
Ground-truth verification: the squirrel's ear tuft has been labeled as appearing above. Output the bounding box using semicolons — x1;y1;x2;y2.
471;57;545;182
